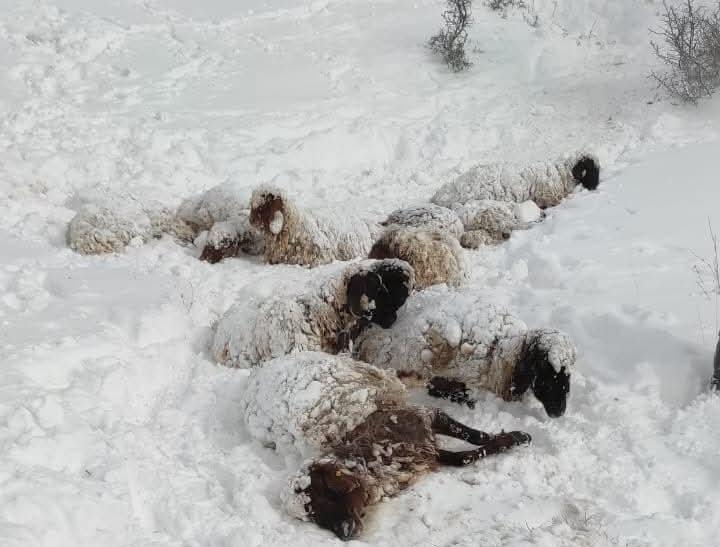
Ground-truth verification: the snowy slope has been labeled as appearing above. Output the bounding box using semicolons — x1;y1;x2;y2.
1;0;720;546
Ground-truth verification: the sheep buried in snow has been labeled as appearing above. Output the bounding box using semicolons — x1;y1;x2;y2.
354;285;577;417
211;259;414;367
67;182;263;258
241;351;531;540
380;198;544;250
432;152;600;210
250;186;471;285
67;194;195;255
249;185;380;267
369;227;467;288
176;182;265;261
452;199;544;248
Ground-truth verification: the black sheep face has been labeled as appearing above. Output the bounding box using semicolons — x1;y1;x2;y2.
511;332;574;418
571;156;600;191
346;262;411;328
303;462;367;541
531;362;570;418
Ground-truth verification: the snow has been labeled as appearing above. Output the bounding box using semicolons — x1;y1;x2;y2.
2;0;720;546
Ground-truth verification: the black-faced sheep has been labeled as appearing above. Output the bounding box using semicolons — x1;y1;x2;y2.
241;351;532;540
211;259;414;367
354;285;577;418
432;152;600;210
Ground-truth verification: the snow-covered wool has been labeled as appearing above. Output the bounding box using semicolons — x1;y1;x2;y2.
67;195;194;255
354;285;577;417
176;181;252;232
197;213;265;263
432;152;601;210
240;351;407;456
369;228;466;288
381;204;464;240
250;185;380;267
178;182;265;262
241;351;532;540
211;259;415;367
452;199;544;248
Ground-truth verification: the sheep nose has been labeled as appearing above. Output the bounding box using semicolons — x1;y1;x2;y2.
544;400;566;418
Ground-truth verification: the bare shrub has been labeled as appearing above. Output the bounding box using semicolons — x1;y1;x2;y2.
650;0;720;104
487;0;526;11
429;0;473;72
486;0;538;28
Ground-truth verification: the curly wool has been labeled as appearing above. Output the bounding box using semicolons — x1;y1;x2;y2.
241;351;407;457
432;152;600;210
250;185;381;267
211;259;414;368
369;228;466;288
354;285;575;400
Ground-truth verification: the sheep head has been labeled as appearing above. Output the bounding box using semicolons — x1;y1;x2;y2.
250;187;286;236
511;329;576;418
571;155;601;191
346;260;414;328
297;460;369;541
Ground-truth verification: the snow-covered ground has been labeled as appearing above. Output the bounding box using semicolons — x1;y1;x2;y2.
1;0;719;545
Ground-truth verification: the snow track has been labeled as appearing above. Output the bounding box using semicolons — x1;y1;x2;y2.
1;1;720;545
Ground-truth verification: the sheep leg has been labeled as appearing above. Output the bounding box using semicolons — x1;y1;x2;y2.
437;431;532;467
431;410;491;445
427;376;476;408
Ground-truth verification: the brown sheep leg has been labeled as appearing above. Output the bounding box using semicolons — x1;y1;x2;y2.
437;431;532;467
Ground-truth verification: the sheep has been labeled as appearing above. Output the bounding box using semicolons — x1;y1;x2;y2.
196;213;265;263
67;194;194;255
354;285;577;417
368;228;466;288
241;351;532;540
452;199;545;249
177;182;265;262
249;185;380;267
66;182;264;259
211;259;415;367
432;152;601;210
